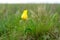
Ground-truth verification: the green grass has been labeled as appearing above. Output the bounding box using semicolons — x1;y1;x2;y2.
0;4;60;40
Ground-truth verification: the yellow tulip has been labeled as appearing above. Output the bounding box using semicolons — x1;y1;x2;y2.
21;9;28;20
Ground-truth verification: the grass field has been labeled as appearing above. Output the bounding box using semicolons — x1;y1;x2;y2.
0;4;60;40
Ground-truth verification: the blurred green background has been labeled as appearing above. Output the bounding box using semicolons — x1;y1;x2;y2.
0;4;60;40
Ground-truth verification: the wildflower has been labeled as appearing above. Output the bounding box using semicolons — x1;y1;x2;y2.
21;9;28;20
